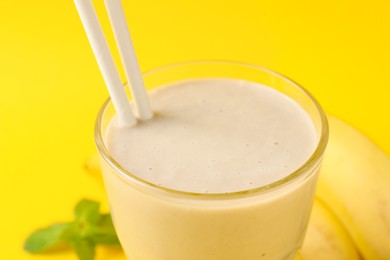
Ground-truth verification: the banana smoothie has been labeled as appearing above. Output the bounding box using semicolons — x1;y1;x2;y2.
98;77;323;259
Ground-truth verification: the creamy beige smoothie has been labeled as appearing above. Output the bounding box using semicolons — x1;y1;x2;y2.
98;77;323;260
107;79;317;193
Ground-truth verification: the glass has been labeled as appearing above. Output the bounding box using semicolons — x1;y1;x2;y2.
95;61;328;260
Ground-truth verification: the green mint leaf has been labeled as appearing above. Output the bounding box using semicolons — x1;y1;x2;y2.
89;231;120;246
71;239;96;260
62;222;82;242
74;199;100;225
97;214;117;233
24;223;70;253
88;214;120;246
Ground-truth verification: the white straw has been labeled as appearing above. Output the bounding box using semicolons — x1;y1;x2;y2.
104;0;153;120
74;0;136;126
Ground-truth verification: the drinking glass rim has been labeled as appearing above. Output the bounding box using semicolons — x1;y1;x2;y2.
94;60;329;199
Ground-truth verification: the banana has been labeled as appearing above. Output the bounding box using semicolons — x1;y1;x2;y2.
316;115;390;259
301;198;360;259
84;153;104;185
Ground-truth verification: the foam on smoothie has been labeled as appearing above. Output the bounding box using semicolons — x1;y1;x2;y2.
105;79;317;193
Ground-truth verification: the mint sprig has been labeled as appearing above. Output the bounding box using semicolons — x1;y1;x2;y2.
24;199;121;260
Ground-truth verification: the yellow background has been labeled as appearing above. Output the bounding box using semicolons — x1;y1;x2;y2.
1;0;389;259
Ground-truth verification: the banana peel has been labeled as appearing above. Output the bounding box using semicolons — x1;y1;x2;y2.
84;153;104;185
301;198;360;259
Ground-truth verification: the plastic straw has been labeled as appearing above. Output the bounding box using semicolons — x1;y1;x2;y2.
104;0;153;120
74;0;136;126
